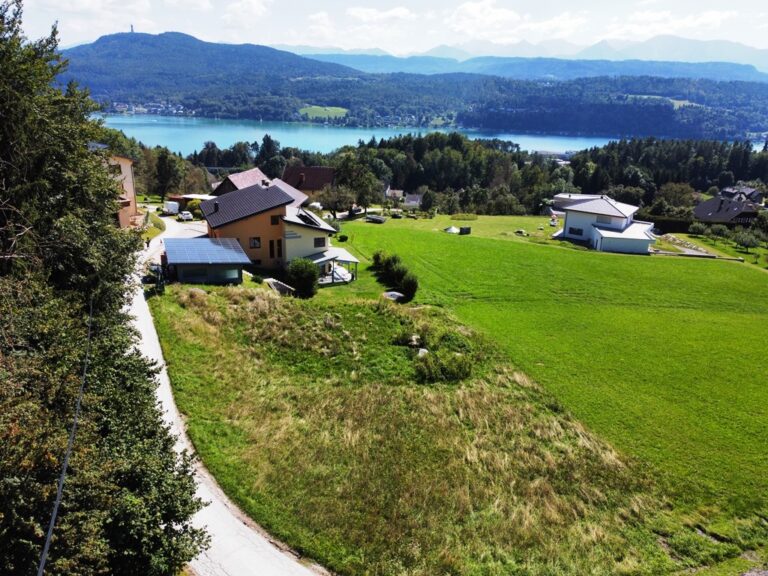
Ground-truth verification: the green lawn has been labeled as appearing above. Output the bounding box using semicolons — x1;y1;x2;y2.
678;233;768;271
341;216;768;516
150;214;768;575
141;210;166;241
299;105;349;119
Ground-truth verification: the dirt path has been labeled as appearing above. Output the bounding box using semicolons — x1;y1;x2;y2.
130;218;325;576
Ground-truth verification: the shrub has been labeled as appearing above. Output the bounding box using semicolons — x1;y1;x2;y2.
371;250;387;270
415;350;474;383
251;275;263;284
451;213;478;221
400;272;419;302
338;234;348;242
387;263;408;287
689;222;707;236
734;231;760;253
380;254;402;282
286;258;319;299
186;199;202;218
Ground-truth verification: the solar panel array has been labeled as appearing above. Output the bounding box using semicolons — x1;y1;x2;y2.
165;238;252;265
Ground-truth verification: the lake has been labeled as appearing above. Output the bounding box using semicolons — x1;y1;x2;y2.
101;114;614;156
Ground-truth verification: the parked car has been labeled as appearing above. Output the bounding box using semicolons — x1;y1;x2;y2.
177;211;193;221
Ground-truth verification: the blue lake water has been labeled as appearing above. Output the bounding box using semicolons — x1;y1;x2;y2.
101;114;614;156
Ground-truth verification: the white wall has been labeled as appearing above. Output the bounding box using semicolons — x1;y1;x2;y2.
600;237;652;254
284;223;330;261
562;211;599;246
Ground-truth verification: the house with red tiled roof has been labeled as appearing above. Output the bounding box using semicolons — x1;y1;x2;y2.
281;166;335;194
212;166;271;196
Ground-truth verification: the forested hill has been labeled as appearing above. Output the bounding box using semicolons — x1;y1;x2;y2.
61;31;363;94
61;32;768;139
308;53;768;83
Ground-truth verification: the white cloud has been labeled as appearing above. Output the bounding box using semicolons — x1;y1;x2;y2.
164;0;211;11
517;12;588;39
222;0;272;24
447;0;522;42
306;11;336;43
604;9;737;40
346;6;416;23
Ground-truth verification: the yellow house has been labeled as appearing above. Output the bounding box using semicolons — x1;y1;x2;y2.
201;181;336;269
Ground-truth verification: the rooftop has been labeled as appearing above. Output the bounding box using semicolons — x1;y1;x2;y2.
164;238;251;265
269;178;309;207
201;184;295;228
225;166;270;190
564;196;639;218
281;166;335;191
594;221;655;240
283;206;337;233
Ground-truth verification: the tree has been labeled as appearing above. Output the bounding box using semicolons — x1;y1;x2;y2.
420;188;435;211
733;231;759;253
709;224;730;243
688;222;707;236
0;3;206;572
255;134;280;166
286;258;318;298
319;185;356;219
155;147;182;201
657;182;695;207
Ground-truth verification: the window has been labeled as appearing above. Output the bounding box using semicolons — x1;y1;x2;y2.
249;237;261;249
596;215;612;225
314;237;325;248
269;240;275;259
271;215;280;225
277;239;283;258
568;227;583;236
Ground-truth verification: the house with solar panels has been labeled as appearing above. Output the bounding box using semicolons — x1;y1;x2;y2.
163;238;252;284
199;178;359;281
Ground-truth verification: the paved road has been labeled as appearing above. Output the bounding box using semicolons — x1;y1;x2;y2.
130;217;324;576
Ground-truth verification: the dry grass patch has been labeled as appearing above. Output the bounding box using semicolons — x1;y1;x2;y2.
149;285;764;575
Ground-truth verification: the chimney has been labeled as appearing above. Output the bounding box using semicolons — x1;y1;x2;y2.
214;201;219;213
262;179;269;186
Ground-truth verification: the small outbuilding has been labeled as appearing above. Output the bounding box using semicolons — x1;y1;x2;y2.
163;238;251;284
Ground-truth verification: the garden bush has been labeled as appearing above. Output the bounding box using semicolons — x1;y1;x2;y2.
338;234;348;242
286;258;319;299
400;272;418;302
688;222;707;236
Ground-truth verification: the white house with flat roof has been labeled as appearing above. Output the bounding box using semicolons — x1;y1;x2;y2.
553;194;655;254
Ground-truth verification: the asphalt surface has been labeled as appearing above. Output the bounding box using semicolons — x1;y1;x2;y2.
130;215;324;576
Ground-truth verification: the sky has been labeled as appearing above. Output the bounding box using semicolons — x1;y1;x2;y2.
20;0;768;54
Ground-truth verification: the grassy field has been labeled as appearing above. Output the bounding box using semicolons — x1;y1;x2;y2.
340;217;768;514
150;284;766;575
299;105;349;119
678;232;768;270
151;214;768;574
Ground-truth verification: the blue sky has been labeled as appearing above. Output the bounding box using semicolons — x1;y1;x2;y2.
21;0;768;53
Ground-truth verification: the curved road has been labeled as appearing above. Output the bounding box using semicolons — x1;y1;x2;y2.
130;215;325;576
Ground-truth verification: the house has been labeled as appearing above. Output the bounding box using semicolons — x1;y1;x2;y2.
163;238;251;284
384;185;405;202
281;166;335;193
212;166;271;196
720;185;764;204
403;193;423;210
554;195;655;254
200;180;337;269
110;155;138;229
694;197;761;226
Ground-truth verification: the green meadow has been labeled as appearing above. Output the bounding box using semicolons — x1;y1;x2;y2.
341;216;768;514
299;105;349;119
150;214;768;574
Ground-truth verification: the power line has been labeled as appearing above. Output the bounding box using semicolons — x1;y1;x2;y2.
36;295;95;576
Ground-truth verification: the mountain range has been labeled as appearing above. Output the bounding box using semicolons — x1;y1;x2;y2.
305;54;768;83
276;36;768;72
59;32;768;141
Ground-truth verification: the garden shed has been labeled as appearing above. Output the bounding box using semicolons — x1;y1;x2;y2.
163;238;251;284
